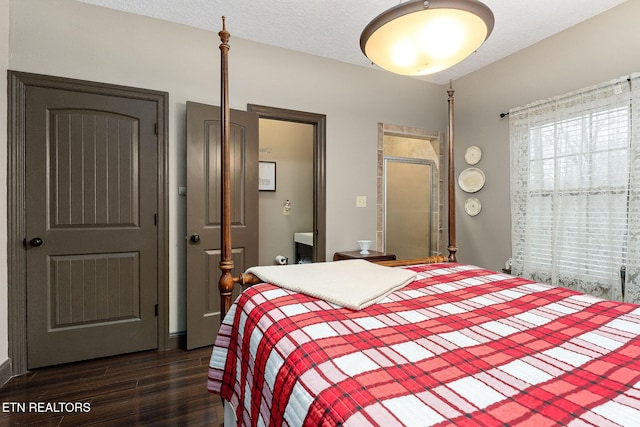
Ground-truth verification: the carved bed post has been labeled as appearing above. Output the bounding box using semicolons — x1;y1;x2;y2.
218;17;234;316
447;82;458;262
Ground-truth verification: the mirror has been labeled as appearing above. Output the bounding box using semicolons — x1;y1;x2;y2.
377;124;443;259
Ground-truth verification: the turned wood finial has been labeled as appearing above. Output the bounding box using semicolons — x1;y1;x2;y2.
219;16;230;45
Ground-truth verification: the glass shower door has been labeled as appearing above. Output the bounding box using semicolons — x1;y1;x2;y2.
384;157;435;260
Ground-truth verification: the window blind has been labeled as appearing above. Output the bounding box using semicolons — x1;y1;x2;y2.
510;74;640;303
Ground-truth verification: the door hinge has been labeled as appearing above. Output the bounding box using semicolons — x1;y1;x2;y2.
155;304;158;317
154;123;158;135
154;213;158;225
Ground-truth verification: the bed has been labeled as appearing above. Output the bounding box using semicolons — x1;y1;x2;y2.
207;19;640;426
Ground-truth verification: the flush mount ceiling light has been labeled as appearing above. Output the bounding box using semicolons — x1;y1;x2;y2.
360;0;494;76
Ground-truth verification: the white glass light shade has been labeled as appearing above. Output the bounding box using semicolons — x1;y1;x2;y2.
361;0;494;76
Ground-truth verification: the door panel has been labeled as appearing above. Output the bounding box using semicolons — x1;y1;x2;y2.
49;253;141;328
49;110;140;228
186;101;258;349
26;87;158;368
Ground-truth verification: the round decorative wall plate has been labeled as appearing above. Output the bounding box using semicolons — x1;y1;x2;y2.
464;146;482;165
464;197;482;216
458;167;486;193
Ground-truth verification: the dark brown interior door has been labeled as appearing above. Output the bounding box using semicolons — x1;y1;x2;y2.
186;101;258;349
25;86;159;368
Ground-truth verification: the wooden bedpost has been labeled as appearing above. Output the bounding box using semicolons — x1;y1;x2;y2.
218;17;234;316
447;81;458;263
216;18;262;318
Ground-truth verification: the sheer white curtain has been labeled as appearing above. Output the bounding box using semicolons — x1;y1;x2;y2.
510;73;640;304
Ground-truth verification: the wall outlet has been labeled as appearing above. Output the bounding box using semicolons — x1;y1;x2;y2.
356;196;367;208
283;206;290;216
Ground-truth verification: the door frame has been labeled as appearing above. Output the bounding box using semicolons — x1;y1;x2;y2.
247;104;327;262
7;71;170;375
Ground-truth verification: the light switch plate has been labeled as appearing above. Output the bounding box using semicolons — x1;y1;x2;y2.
356;196;367;208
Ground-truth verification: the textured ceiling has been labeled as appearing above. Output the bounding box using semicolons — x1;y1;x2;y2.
75;0;627;85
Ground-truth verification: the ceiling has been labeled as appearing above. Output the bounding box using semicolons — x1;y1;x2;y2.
75;0;627;85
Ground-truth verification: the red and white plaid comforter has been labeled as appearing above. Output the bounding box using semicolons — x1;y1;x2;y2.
208;263;640;426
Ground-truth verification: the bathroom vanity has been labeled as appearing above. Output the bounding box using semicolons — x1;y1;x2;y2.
294;232;313;264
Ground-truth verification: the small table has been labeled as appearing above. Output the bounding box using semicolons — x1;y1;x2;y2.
333;250;396;262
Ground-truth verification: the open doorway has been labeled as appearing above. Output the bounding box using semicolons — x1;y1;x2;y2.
248;105;326;263
258;120;313;265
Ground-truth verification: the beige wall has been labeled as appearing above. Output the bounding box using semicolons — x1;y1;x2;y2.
258;120;314;265
453;0;640;271
1;0;10;366
6;0;447;335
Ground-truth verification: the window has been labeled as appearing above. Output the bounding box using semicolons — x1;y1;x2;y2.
510;74;640;303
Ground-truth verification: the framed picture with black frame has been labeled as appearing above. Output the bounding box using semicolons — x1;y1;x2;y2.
259;161;276;191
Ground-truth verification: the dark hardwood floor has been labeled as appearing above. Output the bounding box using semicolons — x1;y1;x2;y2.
0;346;224;426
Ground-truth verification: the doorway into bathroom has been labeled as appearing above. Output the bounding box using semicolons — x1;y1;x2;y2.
250;105;326;265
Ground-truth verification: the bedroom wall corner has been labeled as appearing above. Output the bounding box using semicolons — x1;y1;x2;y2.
1;0;11;378
453;0;640;272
